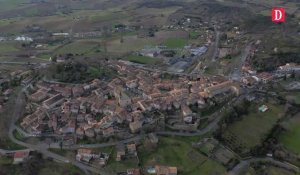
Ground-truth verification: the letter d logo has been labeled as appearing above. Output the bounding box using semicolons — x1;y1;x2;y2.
272;8;285;22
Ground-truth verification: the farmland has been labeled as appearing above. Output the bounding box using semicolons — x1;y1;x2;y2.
164;37;188;48
54;40;101;56
139;137;226;175
279;115;300;155
126;55;162;65
222;102;285;155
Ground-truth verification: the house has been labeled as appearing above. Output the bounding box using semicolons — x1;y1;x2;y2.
148;133;159;145
259;105;269;113
98;153;110;166
76;149;93;163
118;92;132;107
13;150;30;164
43;94;64;109
155;165;177;175
140;48;160;57
256;72;273;83
29;90;48;102
129;121;143;133
242;77;257;86
72;86;84;97
56;56;66;63
102;127;115;137
203;81;239;98
127;169;141;175
181;105;192;117
116;144;126;161
127;143;137;157
85;128;95;138
278;63;300;73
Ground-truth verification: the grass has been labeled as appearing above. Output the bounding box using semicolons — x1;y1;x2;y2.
279;116;300;155
103;147;139;174
0;42;19;54
54;40;101;55
139;137;225;175
189;31;199;39
13;130;24;141
37;161;84;175
0;138;25;150
0;154;84;175
0;156;13;165
164;38;187;48
0;0;31;11
126;55;162;65
107;35;156;54
223;102;284;153
285;92;300;105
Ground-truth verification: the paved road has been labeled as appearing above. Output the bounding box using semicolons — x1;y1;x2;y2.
228;157;300;175
49;135;142;150
191;26;220;74
212;30;220;62
156;93;247;137
0;61;50;66
229;44;252;81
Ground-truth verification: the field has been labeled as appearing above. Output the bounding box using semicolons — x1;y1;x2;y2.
126;55;162;65
38;162;83;175
223;102;284;155
0;160;84;175
189;31;199;39
164;37;188;48
0;0;31;11
107;35;156;55
0;138;25;150
139;137;226;175
54;40;101;56
285;92;300;105
0;42;20;54
279;115;300;155
104;154;139;174
106;30;188;55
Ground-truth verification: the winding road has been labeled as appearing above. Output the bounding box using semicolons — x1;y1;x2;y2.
228;158;300;175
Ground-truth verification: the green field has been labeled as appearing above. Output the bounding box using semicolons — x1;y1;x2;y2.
0;0;30;11
189;31;199;39
279;116;300;155
104;154;139;174
0;42;20;54
223;103;284;154
54;40;101;55
0;138;25;150
139;137;226;175
126;55;162;65
164;38;188;48
285;92;300;105
38;162;83;175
